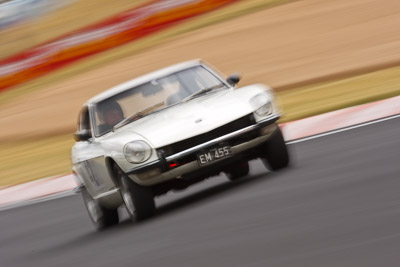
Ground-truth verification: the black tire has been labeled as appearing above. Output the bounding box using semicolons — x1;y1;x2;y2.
114;165;156;221
81;187;119;231
227;161;250;181
261;127;289;171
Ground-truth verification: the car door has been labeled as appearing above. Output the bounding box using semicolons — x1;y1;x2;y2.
72;106;116;198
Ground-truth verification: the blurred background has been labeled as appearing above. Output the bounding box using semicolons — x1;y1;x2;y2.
0;0;399;186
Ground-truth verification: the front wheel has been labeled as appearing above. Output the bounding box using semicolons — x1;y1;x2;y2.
82;187;119;231
115;165;156;221
261;127;289;171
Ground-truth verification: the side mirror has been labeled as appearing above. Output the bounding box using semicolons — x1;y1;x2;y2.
74;130;91;142
226;73;241;86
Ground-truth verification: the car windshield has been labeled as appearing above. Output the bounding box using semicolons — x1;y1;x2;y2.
93;66;227;136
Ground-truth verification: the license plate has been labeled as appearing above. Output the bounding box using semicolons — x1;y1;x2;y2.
197;146;232;166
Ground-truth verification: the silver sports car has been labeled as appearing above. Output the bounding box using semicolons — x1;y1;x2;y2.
71;59;289;230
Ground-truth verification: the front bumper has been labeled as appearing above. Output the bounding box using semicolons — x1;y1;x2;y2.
127;114;279;186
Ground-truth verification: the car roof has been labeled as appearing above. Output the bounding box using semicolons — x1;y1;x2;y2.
86;59;207;105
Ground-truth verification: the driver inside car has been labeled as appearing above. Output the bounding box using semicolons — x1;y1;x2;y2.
98;101;124;134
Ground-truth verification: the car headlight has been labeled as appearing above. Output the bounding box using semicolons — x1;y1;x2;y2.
250;93;273;116
124;141;152;163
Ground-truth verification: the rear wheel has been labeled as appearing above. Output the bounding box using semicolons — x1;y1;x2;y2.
82;187;119;231
261;127;289;171
226;161;250;181
114;165;156;221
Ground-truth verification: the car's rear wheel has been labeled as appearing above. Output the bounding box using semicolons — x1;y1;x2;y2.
226;161;250;181
82;186;119;231
114;165;156;221
261;127;289;171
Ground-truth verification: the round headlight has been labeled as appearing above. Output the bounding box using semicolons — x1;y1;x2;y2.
124;141;152;163
250;93;273;116
255;102;273;116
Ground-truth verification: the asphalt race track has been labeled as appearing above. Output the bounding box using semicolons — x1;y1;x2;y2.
1;117;399;267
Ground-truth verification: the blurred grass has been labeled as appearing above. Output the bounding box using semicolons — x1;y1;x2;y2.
0;135;74;186
1;0;399;186
0;0;296;105
1;66;399;186
278;66;400;122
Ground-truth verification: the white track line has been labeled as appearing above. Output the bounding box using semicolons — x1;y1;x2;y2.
0;190;76;212
286;113;400;144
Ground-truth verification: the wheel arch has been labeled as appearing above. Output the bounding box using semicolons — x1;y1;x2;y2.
105;157;120;187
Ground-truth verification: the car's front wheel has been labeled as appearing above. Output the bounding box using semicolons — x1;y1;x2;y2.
114;165;156;221
261;127;289;171
82;187;119;231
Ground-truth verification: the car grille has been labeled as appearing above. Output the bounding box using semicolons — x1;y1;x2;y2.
159;114;255;157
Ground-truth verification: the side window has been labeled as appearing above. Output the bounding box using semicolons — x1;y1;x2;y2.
78;106;92;137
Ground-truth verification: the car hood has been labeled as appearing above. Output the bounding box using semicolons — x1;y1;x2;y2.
113;84;271;148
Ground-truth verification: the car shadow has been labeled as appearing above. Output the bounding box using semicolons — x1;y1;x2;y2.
28;170;282;259
112;171;278;227
155;173;270;218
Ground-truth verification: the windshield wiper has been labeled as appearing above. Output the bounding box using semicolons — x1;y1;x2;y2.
113;101;165;130
183;84;226;102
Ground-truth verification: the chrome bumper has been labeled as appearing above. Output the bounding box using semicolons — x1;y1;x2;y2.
165;114;279;162
127;115;279;185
